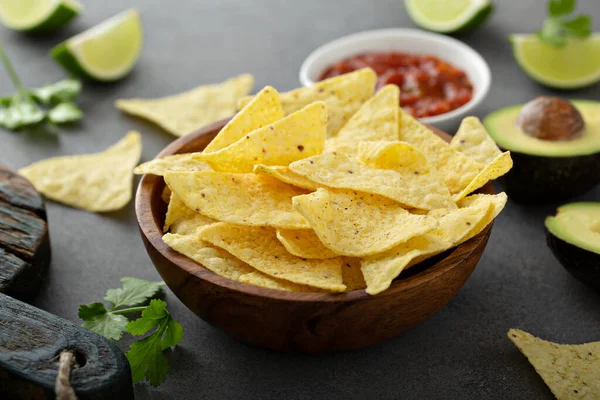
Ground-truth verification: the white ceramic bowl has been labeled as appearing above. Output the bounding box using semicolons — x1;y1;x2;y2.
299;29;491;133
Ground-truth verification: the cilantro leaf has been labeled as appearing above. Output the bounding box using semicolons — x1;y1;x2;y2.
32;79;81;105
562;15;591;37
78;302;129;341
126;300;168;336
48;102;83;124
548;0;575;17
161;320;184;350
538;0;592;47
105;277;165;309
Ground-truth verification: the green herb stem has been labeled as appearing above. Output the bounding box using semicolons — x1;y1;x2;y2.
112;306;148;315
0;43;27;97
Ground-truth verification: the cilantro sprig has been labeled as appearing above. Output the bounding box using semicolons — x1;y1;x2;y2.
78;277;184;387
0;43;83;133
537;0;592;47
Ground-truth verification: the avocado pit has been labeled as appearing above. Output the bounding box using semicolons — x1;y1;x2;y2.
516;96;585;141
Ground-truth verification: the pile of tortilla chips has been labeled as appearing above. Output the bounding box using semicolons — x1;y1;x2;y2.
137;68;512;295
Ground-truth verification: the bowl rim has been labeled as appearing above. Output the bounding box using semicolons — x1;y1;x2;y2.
136;118;494;303
298;28;492;125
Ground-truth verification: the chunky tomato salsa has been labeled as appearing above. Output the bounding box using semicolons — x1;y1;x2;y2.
319;52;473;118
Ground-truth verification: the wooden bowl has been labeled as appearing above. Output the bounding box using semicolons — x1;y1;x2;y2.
136;119;495;352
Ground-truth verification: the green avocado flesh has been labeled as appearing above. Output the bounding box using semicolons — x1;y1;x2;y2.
484;100;600;157
545;202;600;255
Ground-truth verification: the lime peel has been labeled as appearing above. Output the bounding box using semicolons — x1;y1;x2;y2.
404;0;493;34
0;0;81;32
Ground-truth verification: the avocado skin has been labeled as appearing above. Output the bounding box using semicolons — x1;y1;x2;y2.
546;229;600;291
499;150;600;204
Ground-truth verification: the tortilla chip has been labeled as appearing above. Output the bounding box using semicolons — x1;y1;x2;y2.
163;233;254;280
134;154;211;176
239;68;377;136
397;107;482;194
164;192;197;232
253;164;318;190
204;85;284;153
239;271;317;292
19;132;141;212
508;329;600;399
198;223;346;291
163;192;216;234
195;102;327;172
453;152;513;202
161;186;172;203
342;258;367;291
276;229;340;259
361;193;506;295
293;188;438;257
164;171;309;229
115;74;254;137
451;117;502;165
289;151;454;210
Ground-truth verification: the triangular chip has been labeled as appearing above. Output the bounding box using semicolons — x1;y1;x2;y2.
361;193;507;295
451;117;502;165
342;258;367;291
253;164;318;190
163;192;215;234
164;171;309;229
134;154;210;176
398;107;482;194
198;223;346;291
276;229;340;259
163;233;254;280
453;151;513;202
239;68;377;136
194;102;326;172
239;271;317;292
204;86;284;153
357;141;429;173
115;74;254;137
164;192;197;232
293;188;438;257
19;132;141;212
508;329;600;399
290;151;454;210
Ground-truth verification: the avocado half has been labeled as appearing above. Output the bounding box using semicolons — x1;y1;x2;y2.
484;100;600;204
545;202;600;290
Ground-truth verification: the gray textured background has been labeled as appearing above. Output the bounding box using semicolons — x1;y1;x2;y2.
1;1;600;399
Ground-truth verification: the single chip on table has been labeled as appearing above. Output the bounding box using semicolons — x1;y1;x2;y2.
293;188;438;257
164;171;309;229
508;328;600;399
134;154;211;176
197;222;346;292
163;192;215;234
115;74;254;137
451;117;502;165
19;132;141;212
194;102;327;172
342;258;367;291
361;193;507;295
397;107;483;194
163;233;254;280
253;165;318;190
239;68;377;136
238;271;317;292
289;150;454;210
204;85;284;153
453;151;513;202
276;228;340;259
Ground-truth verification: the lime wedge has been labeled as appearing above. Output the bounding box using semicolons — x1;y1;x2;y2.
404;0;493;33
511;34;600;89
51;9;143;82
0;0;81;33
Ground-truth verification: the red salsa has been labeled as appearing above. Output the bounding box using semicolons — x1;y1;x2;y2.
319;51;473;118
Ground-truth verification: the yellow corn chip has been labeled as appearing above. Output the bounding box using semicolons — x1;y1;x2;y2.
453;152;513;202
19;132;141;212
357;141;429;173
293;188;438;257
164;192;197;232
194;102;327;172
164;171;309;229
161;186;172;203
253;164;318;190
342;258;367;291
239;271;316;292
289;151;454;210
508;329;600;399
115;74;254;137
163;192;215;234
451;117;502;165
276;229;339;259
239;68;377;136
204;86;284;153
361;193;507;295
398;107;482;194
134;154;211;176
198;223;346;291
163;233;254;280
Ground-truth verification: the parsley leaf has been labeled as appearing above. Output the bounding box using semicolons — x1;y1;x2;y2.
537;0;592;47
104;277;165;309
78;302;129;341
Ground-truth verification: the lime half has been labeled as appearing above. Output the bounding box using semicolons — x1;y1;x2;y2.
404;0;493;34
0;0;81;33
511;34;600;90
51;9;143;82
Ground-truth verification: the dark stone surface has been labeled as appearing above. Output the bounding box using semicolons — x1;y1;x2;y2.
1;1;599;399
